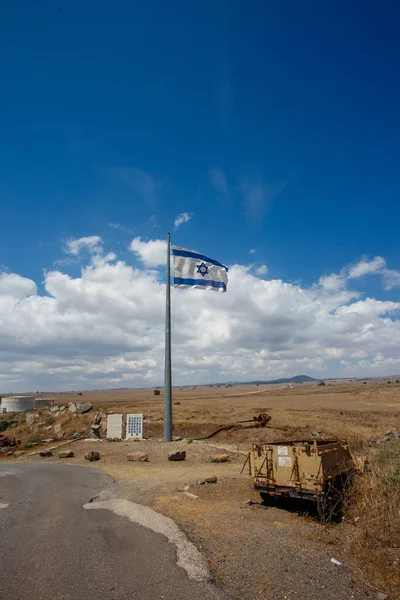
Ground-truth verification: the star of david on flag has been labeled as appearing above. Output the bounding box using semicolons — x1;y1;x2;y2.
172;246;228;292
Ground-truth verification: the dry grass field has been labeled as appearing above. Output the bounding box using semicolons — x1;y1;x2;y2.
3;379;399;598
48;379;400;444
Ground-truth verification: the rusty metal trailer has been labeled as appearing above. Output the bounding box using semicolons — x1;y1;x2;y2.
249;439;354;508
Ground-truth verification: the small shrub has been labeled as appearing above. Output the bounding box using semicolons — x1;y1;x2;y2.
23;434;43;448
0;420;15;432
45;416;55;426
346;442;400;591
30;435;43;444
153;389;161;396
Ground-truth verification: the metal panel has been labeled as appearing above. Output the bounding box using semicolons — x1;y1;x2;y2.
251;439;353;500
126;414;143;440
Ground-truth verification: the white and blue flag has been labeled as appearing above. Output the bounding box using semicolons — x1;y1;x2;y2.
172;246;228;292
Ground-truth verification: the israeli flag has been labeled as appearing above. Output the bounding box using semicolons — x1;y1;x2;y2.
172;246;228;292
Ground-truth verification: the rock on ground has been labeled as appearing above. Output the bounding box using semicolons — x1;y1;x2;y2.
58;451;74;458
205;476;218;483
183;491;198;500
127;452;149;462
168;450;186;461
39;450;53;458
210;454;230;463
26;413;36;426
85;451;100;461
76;402;93;414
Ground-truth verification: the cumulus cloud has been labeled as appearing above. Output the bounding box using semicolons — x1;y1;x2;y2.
1;239;400;391
174;212;192;231
64;236;103;256
318;256;400;292
318;273;347;292
255;265;268;276
0;273;37;298
129;237;167;267
382;268;400;290
348;256;386;279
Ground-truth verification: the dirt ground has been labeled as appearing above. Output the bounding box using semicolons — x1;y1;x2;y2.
45;379;400;447
4;380;400;599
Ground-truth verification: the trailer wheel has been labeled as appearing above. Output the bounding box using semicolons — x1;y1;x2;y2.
260;492;274;506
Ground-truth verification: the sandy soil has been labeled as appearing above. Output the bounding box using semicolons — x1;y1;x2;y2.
5;380;400;599
14;438;372;600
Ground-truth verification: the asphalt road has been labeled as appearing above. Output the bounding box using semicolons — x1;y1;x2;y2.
0;462;228;600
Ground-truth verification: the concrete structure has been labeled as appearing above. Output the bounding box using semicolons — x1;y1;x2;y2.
0;396;36;412
34;398;55;410
106;414;123;439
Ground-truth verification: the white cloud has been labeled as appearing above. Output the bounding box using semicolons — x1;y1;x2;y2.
129;237;167;267
0;272;37;298
64;236;103;257
382;268;400;290
348;256;386;279
335;298;400;318
318;273;347;292
109;223;134;234
150;214;159;228
210;168;229;199
319;257;400;292
1;239;400;391
250;249;256;254
255;265;268;276
174;212;192;231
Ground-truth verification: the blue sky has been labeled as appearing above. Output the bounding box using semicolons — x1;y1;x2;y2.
2;1;400;284
1;1;400;390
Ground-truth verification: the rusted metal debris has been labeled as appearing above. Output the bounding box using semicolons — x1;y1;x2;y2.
0;435;21;448
195;413;285;441
249;439;355;518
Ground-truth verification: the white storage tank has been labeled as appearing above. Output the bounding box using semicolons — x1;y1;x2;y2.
0;396;36;412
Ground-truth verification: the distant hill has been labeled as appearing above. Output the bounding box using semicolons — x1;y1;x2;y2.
228;374;318;385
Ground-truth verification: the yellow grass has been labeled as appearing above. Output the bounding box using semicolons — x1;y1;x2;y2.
347;442;400;592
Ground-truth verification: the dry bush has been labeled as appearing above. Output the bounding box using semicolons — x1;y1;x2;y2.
347;442;400;592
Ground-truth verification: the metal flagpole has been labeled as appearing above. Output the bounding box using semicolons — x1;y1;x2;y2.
164;232;172;442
